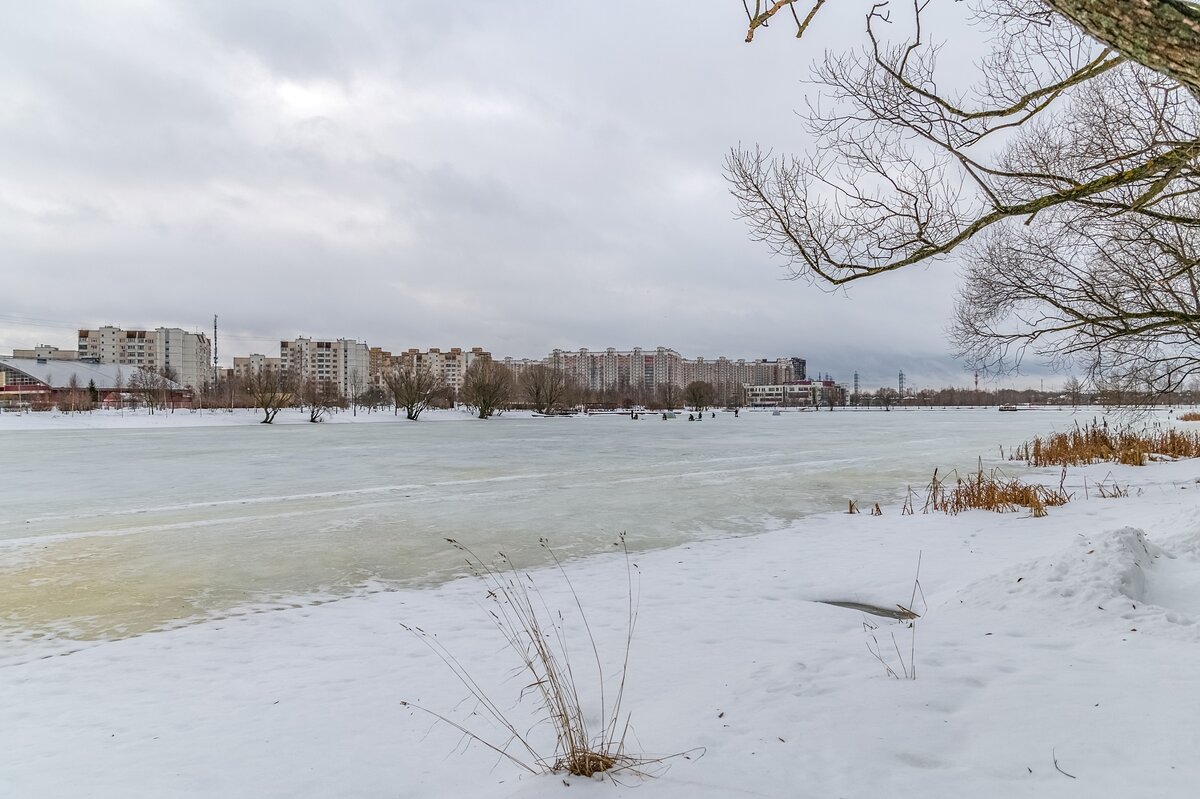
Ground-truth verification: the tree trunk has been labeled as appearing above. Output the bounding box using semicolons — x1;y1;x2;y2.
1045;0;1200;96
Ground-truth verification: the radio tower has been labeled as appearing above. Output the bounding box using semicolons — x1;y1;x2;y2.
853;371;860;406
213;314;218;369
898;370;906;398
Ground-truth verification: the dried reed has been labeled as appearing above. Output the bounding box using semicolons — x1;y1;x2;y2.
865;552;925;680
401;535;687;779
1178;411;1200;422
1011;421;1200;468
923;464;1070;517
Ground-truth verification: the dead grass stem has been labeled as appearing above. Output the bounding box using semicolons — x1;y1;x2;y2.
401;535;695;780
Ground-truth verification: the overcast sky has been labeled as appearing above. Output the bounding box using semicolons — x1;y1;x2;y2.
0;1;1058;390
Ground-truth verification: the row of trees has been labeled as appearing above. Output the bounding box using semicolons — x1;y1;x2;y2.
211;362;750;424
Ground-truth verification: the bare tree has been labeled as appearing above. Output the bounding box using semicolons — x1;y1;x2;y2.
461;359;513;419
383;363;445;420
246;369;294;424
657;382;681;411
742;1;1200;97
113;367;125;413
684;380;716;411
520;364;573;414
348;368;365;417
158;365;179;411
1064;375;1084;407
731;1;1200;393
65;373;82;413
129;367;165;414
300;377;339;423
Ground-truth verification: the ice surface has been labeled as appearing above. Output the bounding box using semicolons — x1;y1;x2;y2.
0;408;1114;642
3;407;1200;797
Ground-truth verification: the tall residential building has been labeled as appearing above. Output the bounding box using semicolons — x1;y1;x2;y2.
539;347;800;393
395;347;491;391
76;326;213;388
279;337;371;397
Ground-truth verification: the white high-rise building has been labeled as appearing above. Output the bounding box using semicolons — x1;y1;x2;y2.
279;337;371;398
76;326;213;389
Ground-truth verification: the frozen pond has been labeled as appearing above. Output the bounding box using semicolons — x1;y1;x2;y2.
0;408;1096;643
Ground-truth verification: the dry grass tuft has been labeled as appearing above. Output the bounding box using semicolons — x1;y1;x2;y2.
1012;421;1200;468
1091;472;1130;498
1178;411;1200;422
865;552;926;680
401;535;695;781
923;464;1071;517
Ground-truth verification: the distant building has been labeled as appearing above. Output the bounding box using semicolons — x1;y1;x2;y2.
744;379;846;408
0;356;193;409
536;347;804;393
394;347;491;392
279;337;371;398
11;344;78;361
231;354;283;378
76;326;213;389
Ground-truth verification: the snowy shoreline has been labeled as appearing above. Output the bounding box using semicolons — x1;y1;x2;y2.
3;440;1200;797
0;404;1105;431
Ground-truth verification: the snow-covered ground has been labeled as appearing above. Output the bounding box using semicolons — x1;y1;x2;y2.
2;410;1199;797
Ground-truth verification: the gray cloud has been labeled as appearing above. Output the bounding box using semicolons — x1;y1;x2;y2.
0;1;1053;389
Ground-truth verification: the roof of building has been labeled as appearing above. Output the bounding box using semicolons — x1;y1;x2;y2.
0;358;185;390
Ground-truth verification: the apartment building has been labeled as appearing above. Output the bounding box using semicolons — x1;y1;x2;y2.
546;347;686;391
279;337;371;398
539;347;802;393
76;326;213;389
394;347;491;392
231;354;283;378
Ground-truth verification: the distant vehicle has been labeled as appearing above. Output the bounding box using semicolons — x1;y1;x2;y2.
998;404;1019;412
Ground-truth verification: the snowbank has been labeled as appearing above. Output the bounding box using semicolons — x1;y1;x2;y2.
2;459;1200;797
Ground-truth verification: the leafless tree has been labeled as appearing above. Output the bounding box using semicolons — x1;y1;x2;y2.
684;380;716;411
246;369;294;424
64;373;83;413
113;367;125;413
1064;375;1084;406
520;364;573;414
300;377;339;423
348;368;365;417
128;367;166;414
383;363;445;420
461;359;513;419
158;365;179;411
657;382;682;410
731;1;1200;394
